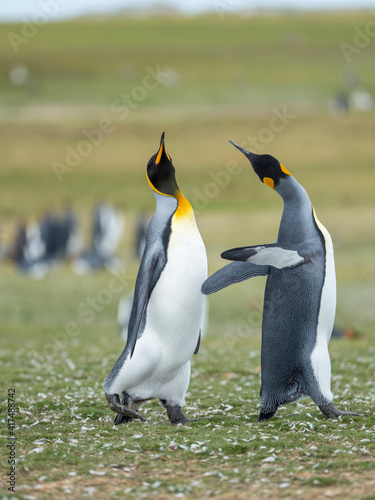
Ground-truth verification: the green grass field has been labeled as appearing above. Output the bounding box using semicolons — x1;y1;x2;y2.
1;11;375;499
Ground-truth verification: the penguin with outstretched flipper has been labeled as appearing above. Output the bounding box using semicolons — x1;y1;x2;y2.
202;142;362;421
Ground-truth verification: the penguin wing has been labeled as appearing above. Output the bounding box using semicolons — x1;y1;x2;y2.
125;248;163;358
201;261;270;295
221;242;312;269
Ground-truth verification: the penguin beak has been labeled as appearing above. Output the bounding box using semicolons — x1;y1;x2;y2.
155;131;171;165
229;140;250;156
229;140;258;166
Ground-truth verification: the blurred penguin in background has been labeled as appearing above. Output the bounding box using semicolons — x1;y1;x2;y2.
72;199;125;274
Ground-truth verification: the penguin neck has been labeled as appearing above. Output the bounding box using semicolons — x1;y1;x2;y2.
175;192;194;219
276;177;316;243
153;191;194;219
153;192;178;220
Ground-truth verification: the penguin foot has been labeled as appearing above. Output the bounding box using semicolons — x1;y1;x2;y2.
166;404;204;425
318;402;363;419
257;410;277;422
114;413;133;425
105;393;148;423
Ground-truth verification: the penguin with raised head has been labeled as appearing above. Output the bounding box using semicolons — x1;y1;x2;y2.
202;142;361;421
104;132;207;425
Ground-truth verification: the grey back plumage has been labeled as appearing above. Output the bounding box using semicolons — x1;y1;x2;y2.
259;176;329;409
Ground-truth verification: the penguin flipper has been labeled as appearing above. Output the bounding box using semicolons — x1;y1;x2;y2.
125;250;161;358
221;242;312;270
201;261;269;295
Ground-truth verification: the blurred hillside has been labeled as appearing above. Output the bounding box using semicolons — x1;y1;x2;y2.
1;12;374;214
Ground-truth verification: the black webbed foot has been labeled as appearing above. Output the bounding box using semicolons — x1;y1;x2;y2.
105;393;149;424
114;413;133;425
166;404;205;425
319;402;363;419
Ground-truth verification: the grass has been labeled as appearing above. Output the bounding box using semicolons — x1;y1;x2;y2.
1;266;374;499
0;10;375;500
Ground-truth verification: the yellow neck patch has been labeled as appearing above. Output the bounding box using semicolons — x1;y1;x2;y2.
263;177;275;189
176;192;193;218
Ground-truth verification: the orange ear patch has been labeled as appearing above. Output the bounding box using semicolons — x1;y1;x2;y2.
263;177;275;189
280;163;292;176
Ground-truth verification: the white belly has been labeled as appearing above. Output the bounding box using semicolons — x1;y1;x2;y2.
310;221;336;401
111;215;207;403
147;225;208;361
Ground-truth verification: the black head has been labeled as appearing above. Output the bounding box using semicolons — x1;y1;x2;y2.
229;141;291;189
146;132;180;197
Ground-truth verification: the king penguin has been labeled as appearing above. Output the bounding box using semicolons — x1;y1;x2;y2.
202;142;361;421
103;132;207;425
